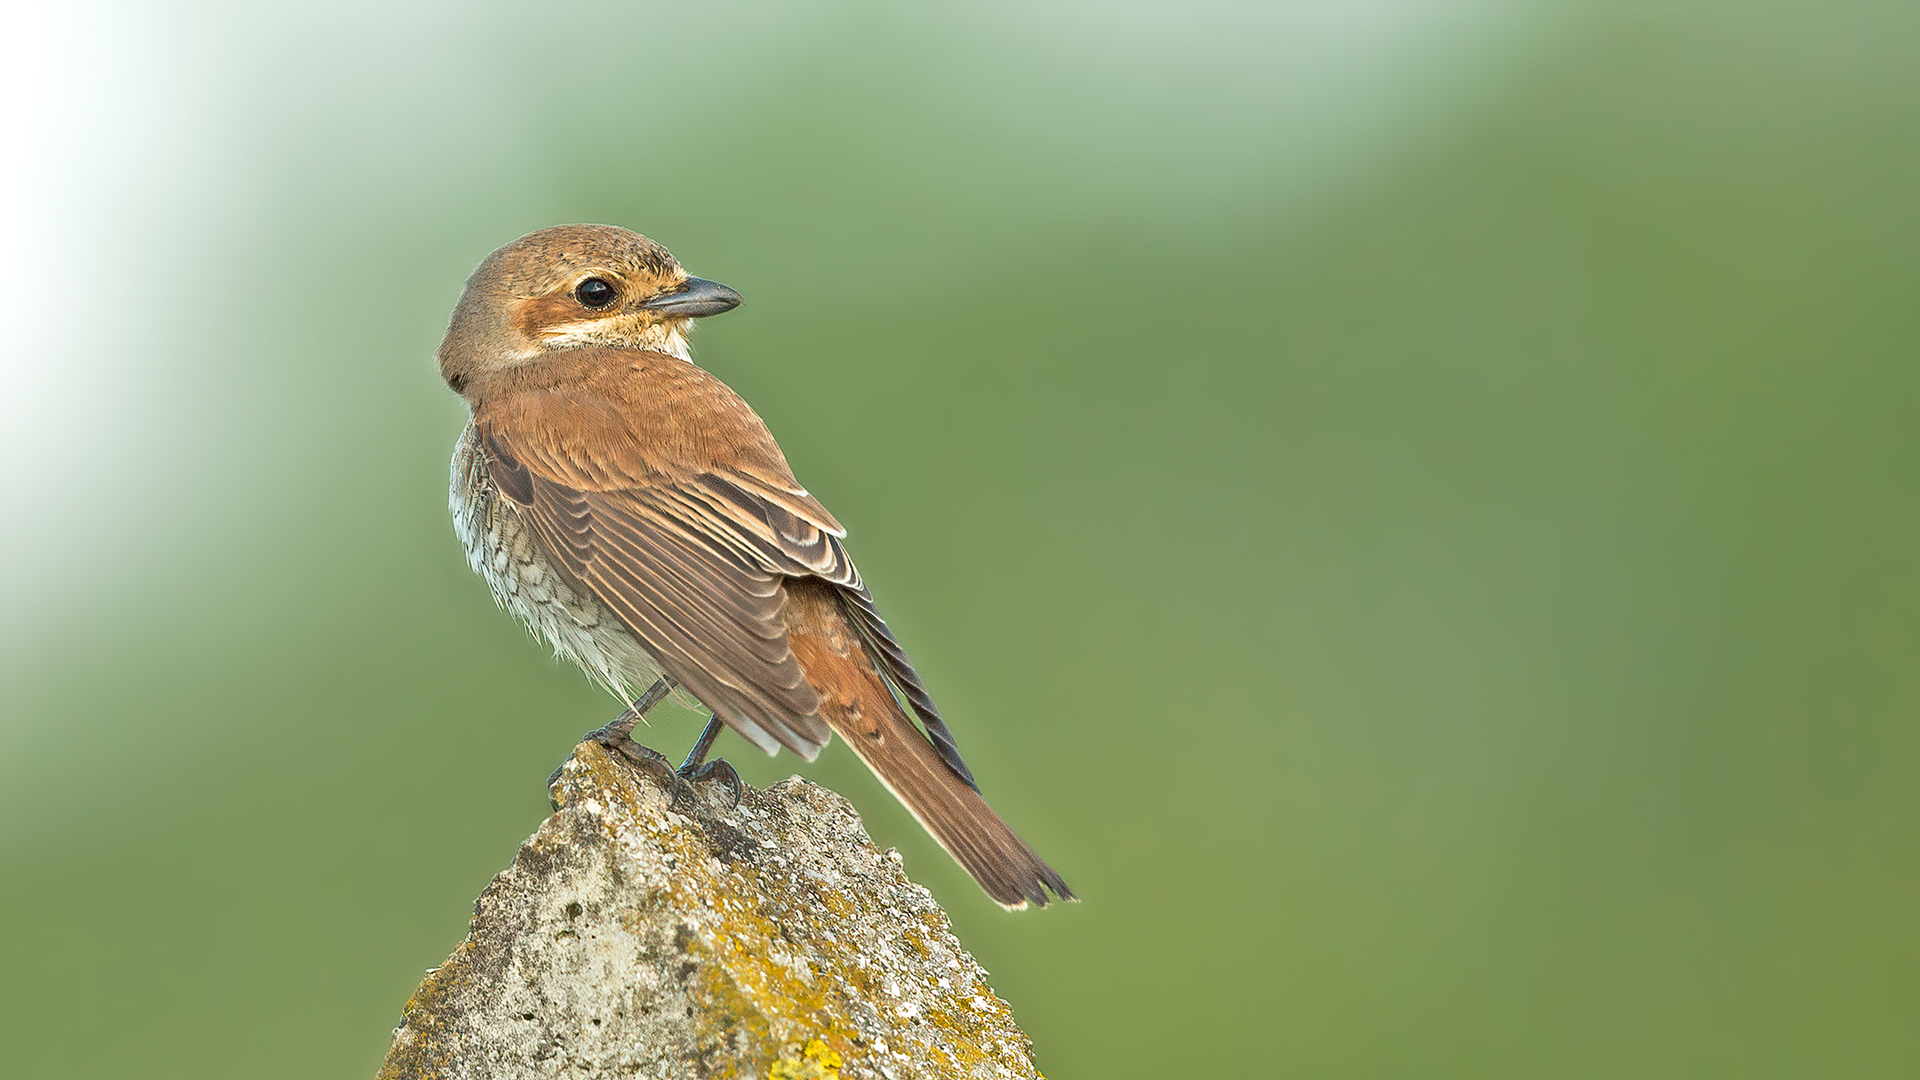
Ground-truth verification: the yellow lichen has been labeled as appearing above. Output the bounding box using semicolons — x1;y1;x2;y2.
769;1038;843;1080
560;743;1026;1076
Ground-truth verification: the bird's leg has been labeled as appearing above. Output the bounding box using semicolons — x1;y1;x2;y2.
550;676;682;792
677;714;724;773
677;713;743;807
585;675;679;747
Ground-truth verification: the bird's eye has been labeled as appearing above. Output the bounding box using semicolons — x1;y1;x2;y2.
574;277;617;309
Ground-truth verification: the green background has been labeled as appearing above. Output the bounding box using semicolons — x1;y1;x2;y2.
4;3;1916;1076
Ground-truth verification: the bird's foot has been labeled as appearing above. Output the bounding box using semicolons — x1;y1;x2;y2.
548;726;697;809
679;757;743;810
593;728;737;815
673;713;742;809
602;736;703;810
545;684;740;813
547;678;678;792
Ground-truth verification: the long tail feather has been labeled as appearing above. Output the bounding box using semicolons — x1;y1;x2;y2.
783;579;1073;908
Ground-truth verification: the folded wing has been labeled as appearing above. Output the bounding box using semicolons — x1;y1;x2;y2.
472;352;977;783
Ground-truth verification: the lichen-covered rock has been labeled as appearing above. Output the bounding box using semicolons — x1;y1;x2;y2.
379;742;1042;1079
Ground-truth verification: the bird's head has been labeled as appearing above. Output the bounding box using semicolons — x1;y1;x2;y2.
438;224;741;395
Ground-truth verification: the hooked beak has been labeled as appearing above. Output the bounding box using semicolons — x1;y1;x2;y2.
640;276;742;318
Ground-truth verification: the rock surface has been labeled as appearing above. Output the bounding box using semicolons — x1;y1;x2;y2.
379;742;1043;1079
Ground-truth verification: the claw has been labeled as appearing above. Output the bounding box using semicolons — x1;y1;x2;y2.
608;738;699;810
683;757;743;809
548;676;678;793
545;680;742;814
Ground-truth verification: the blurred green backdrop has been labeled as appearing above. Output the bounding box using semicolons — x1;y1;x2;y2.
3;2;1917;1076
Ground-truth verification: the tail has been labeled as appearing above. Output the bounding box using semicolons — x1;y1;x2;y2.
784;579;1074;909
835;702;1074;909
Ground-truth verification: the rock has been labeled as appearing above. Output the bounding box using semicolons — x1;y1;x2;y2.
378;742;1043;1079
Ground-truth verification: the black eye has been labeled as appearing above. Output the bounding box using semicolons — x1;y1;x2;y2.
574;277;617;309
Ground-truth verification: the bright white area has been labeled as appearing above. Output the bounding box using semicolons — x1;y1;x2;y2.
0;0;1548;662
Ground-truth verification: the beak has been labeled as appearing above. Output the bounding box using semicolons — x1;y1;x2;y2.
640;276;742;318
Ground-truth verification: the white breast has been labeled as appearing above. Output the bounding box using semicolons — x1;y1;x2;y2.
449;423;665;703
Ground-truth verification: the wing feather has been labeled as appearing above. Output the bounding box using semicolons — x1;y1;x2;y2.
836;585;979;789
497;459;827;756
471;350;976;780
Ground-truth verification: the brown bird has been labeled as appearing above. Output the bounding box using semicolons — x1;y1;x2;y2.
439;224;1072;908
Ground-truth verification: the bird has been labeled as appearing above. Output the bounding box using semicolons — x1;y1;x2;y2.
438;224;1073;909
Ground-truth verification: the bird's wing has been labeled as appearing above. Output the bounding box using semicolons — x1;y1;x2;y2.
470;350;971;776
